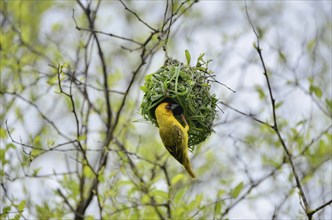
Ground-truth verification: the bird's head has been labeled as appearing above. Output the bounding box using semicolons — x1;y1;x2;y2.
156;102;182;116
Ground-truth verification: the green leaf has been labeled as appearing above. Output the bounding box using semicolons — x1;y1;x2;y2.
278;51;287;62
0;127;7;139
0;149;8;165
302;173;313;184
257;27;265;38
53;88;61;94
47;75;58;85
151;190;168;199
255;85;266;100
98;173;105;183
186;194;203;211
31;148;42;158
307;39;316;51
185;49;191;65
325;98;332;113
83;165;95;179
51;23;62;32
32;167;42;177
262;154;280;168
275;101;284;109
6;143;16;150
194;194;203;207
2;206;11;214
17;200;26;212
231;182;244;198
309;85;322;98
252;41;257;49
141;194;150;204
14;214;20;220
296;119;306;126
33;135;42;146
145;74;152;81
215;202;222;215
85;215;95;220
77;134;87;141
97;166;105;183
140;85;148;92
171;173;184;185
174;187;187;204
15;107;24;122
197;53;205;62
47;139;55;148
218;189;226;197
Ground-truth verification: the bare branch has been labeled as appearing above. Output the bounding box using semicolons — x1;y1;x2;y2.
219;101;272;127
245;1;311;215
223;160;284;216
118;0;158;32
307;199;332;218
56;188;75;213
72;9;142;45
4;92;71;140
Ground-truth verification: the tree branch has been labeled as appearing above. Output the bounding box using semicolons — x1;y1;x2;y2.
245;1;311;216
118;0;158;32
307;199;332;218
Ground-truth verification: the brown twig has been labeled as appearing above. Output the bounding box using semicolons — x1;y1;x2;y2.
307;199;332;219
72;9;142;45
223;160;284;216
245;1;311;217
219;101;271;127
118;0;158;32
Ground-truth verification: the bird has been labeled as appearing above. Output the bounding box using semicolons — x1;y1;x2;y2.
155;102;197;178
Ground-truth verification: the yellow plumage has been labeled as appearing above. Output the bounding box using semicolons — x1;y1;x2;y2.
155;102;197;178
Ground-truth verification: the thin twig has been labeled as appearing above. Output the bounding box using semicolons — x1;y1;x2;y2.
56;188;76;213
74;1;112;219
219;101;271;127
162;0;174;57
161;162;172;219
4;92;71;140
223;160;283;216
118;0;158;32
245;1;311;215
307;199;332;218
72;10;142;45
298;124;332;156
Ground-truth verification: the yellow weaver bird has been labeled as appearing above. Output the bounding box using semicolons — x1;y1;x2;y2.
155;102;197;178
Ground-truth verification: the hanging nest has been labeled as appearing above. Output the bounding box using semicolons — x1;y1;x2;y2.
140;52;218;150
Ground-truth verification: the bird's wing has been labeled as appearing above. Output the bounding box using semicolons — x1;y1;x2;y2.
160;124;184;164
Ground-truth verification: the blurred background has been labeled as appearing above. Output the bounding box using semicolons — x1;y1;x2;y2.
1;0;331;219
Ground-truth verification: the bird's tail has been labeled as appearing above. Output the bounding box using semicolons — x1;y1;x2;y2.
184;163;197;179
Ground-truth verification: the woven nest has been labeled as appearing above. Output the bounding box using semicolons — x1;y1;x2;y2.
140;54;218;150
